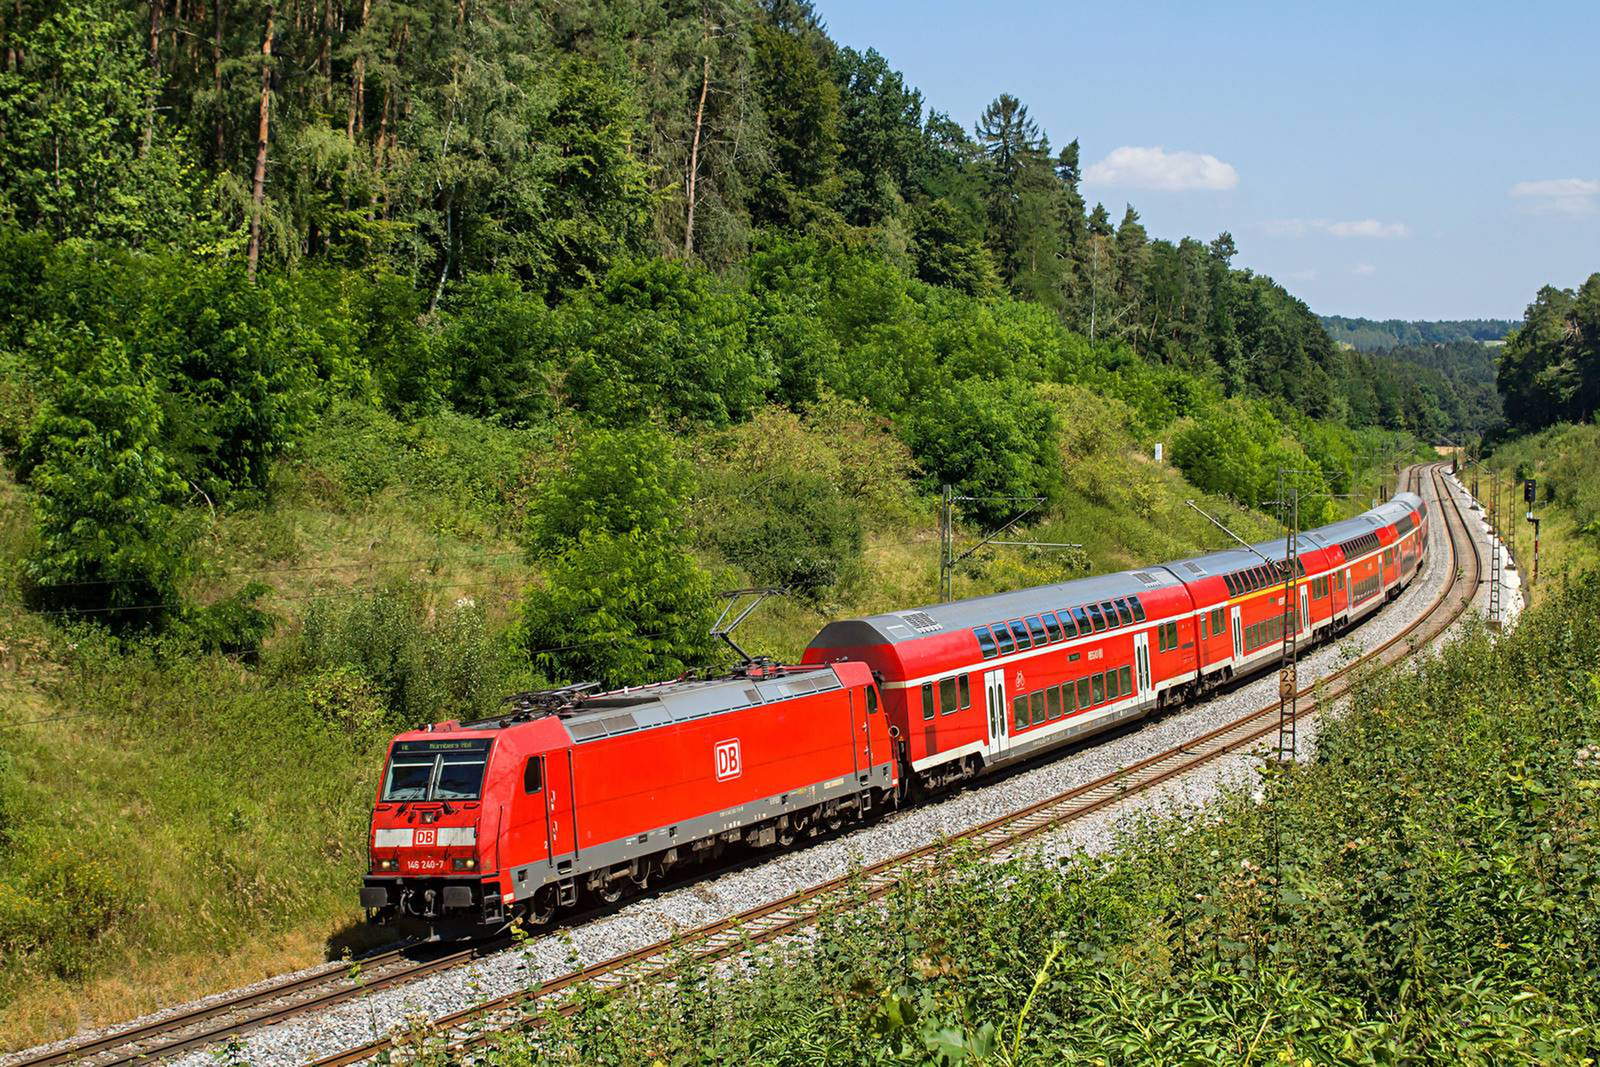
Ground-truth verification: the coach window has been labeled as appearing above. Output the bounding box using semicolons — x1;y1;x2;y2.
1086;604;1107;632
1211;607;1226;634
1119;665;1133;696
1042;612;1064;642
1100;601;1119;628
993;623;1015;655
1130;597;1147;622
939;677;959;715
1013;696;1029;731
1047;686;1062;720
1076;677;1092;708
1102;670;1116;700
975;626;998;659
922;682;935;721
1092;673;1105;705
1063;682;1077;715
1055;611;1078;639
958;674;971;709
1031;690;1046;725
1026;616;1049;645
1071;606;1092;634
1009;620;1032;651
523;757;543;795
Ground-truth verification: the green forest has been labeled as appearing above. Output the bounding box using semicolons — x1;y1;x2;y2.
1320;314;1516;350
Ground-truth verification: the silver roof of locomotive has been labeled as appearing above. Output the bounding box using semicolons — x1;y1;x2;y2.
480;664;844;743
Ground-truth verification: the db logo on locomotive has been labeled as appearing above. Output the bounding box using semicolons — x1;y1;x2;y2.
714;739;742;781
415;828;436;847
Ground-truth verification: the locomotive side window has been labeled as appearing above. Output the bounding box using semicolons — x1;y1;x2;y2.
1026;616;1049;645
939;677;959;715
1086;604;1106;632
993;623;1015;655
958;674;971;709
1113;599;1134;626
921;683;935;720
867;686;880;714
1009;620;1032;650
1013;696;1028;731
1129;598;1147;622
974;626;999;659
523;757;543;795
1042;612;1063;642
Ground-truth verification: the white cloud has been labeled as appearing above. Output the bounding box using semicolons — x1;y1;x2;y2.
1082;146;1238;191
1263;218;1409;239
1353;263;1377;276
1509;177;1600;215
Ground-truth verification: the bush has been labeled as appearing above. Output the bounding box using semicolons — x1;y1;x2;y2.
523;425;694;555
437;274;555;426
902;377;1062;527
286;583;505;727
707;472;862;602
560;258;773;427
509;527;718;688
20;325;185;629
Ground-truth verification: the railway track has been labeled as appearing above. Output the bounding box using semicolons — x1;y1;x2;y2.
306;462;1484;1067
16;465;1474;1067
8;938;511;1067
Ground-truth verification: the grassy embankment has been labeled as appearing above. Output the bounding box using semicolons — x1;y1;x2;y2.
1480;422;1600;608
0;398;1409;1051
456;571;1600;1066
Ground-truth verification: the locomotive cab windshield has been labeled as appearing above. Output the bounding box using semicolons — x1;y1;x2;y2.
380;738;492;802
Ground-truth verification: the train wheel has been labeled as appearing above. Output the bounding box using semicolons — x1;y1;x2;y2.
529;885;558;925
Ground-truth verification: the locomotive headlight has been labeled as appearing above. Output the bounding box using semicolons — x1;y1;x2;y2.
452;857;477;871
376;857;398;871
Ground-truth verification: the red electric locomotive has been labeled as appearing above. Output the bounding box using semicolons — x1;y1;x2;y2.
362;661;896;935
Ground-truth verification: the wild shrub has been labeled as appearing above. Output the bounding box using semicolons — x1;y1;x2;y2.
286;583;505;728
902;377;1062;527
514;426;718;686
19;326;185;628
559;258;773;427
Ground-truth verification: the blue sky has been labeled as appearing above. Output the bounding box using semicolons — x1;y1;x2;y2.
816;1;1599;321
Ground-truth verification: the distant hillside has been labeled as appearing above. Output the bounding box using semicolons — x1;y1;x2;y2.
1321;316;1516;350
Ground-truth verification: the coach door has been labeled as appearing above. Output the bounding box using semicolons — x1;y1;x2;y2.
1133;632;1151;699
1231;606;1243;660
1299;585;1310;634
984;668;1010;757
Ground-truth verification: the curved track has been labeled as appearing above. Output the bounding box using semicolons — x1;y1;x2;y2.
306;463;1484;1067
